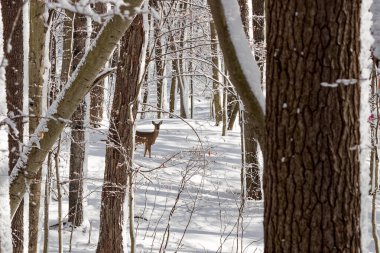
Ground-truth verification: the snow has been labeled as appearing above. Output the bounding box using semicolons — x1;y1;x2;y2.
219;0;265;112
43;99;263;252
361;0;374;251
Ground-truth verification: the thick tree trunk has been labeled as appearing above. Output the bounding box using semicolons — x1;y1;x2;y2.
264;0;361;251
28;1;47;252
96;15;145;253
68;14;87;227
9;0;145;221
2;0;24;251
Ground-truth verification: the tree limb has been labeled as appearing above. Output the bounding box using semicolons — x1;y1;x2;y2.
207;0;265;146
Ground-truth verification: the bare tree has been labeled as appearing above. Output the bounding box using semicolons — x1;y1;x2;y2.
28;2;48;252
97;14;146;253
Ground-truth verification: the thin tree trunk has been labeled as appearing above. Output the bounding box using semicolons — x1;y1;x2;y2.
264;0;361;251
150;0;165;119
2;0;24;251
90;3;106;127
96;15;145;253
28;1;48;252
190;71;194;119
252;0;265;73
68;13;87;227
61;11;74;85
210;21;222;126
55;139;62;253
222;86;227;136
238;0;249;35
169;63;176;118
43;153;52;253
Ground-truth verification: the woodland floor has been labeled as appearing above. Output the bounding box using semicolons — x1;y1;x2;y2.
45;115;265;252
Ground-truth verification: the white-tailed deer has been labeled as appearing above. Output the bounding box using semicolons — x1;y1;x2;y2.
135;120;163;158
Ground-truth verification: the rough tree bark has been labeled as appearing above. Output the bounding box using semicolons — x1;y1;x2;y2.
28;1;47;252
264;0;361;251
9;0;145;221
2;0;24;251
96;15;145;253
68;13;87;227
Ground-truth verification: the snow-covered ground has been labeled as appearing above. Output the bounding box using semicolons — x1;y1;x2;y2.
44;108;264;252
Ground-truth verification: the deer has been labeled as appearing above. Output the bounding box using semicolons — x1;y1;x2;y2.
135;120;163;158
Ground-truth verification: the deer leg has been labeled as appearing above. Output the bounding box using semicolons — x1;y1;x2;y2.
144;145;147;157
149;145;152;158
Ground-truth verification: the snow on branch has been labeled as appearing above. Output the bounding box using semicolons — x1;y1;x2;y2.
47;0;146;24
207;0;265;145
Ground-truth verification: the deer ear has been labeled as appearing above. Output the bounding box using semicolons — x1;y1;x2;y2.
159;120;163;125
152;121;155;124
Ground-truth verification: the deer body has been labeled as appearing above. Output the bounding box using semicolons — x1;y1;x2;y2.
135;121;162;158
